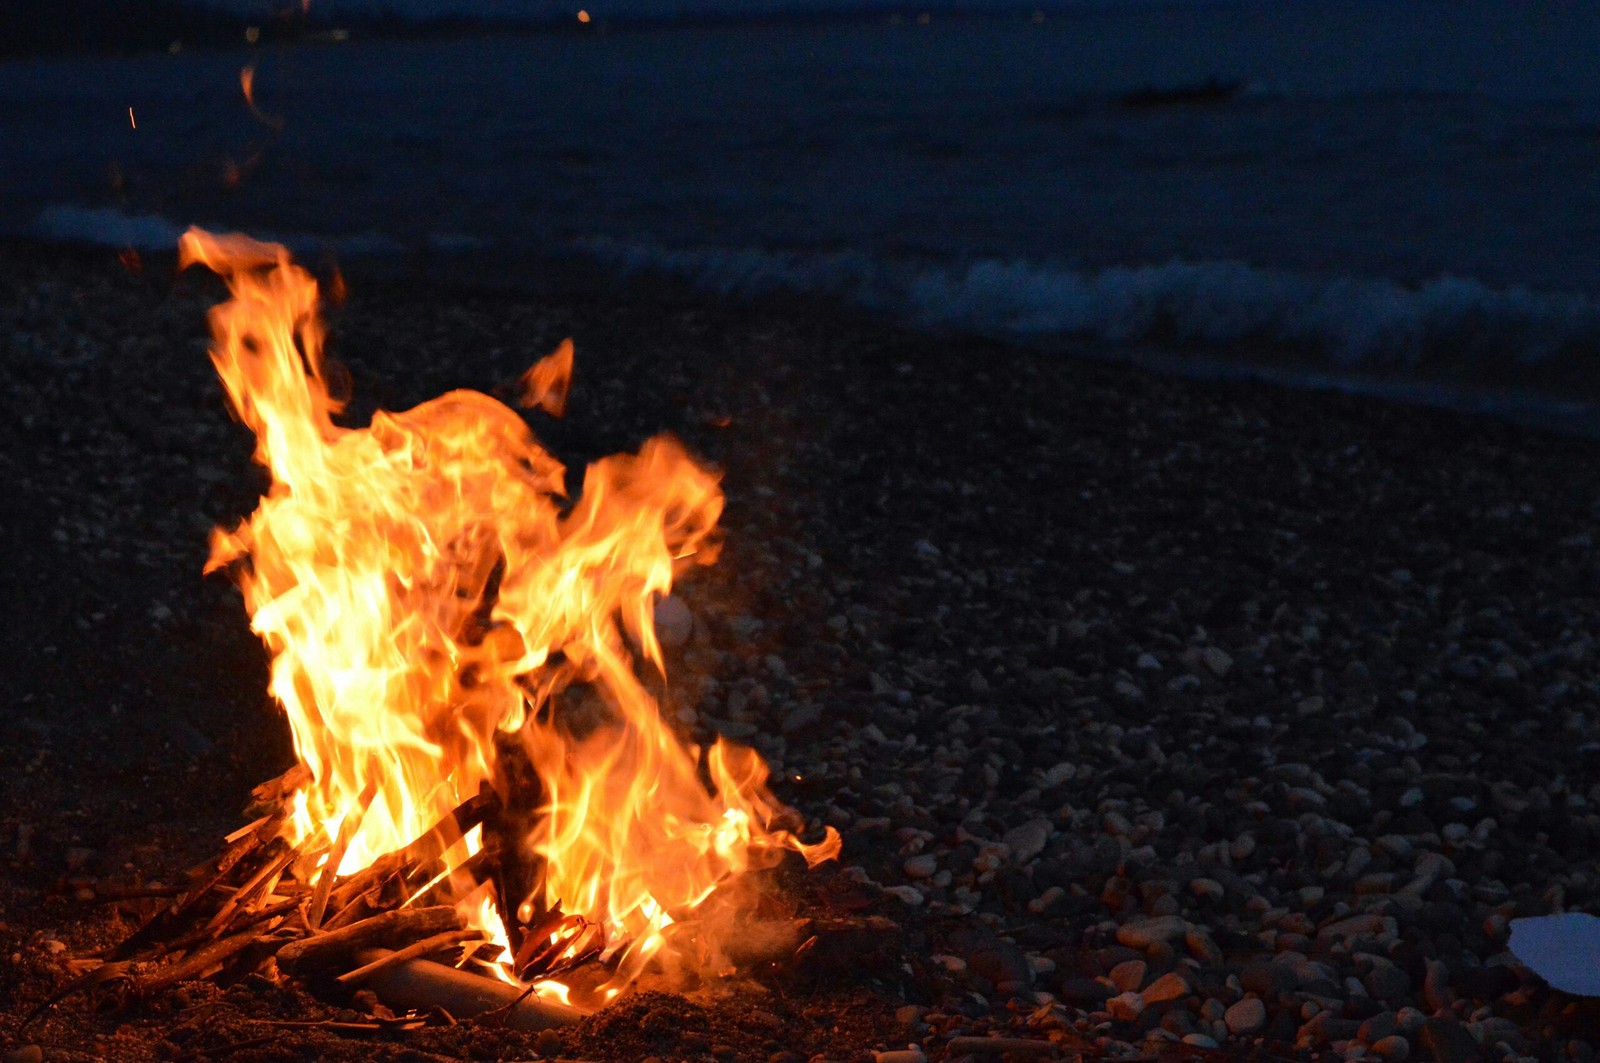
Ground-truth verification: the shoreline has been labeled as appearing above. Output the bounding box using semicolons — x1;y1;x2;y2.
20;232;1600;444
3;238;1599;1060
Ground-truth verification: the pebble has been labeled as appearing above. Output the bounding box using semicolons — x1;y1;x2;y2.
1107;991;1145;1021
1108;959;1147;992
1116;915;1189;948
903;854;938;879
1370;1035;1411;1062
1240;961;1297;997
1225;997;1267;1036
1057;977;1113;1007
1416;1018;1478;1063
1141;971;1190;1004
960;935;1032;990
1185;928;1224;965
1201;646;1233;677
653;594;693;648
1364;965;1410;1002
1360;1011;1398;1043
1027;885;1064;913
780;702;822;732
874;1050;926;1063
1422;959;1453;1012
895;1005;926;1028
1002;818;1050;863
1319;913;1387;942
882;885;924;906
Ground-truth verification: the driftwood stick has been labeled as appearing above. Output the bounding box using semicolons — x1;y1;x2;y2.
405;847;494;911
485;739;546;959
201;807;287;883
321;892;377;933
308;776;379;932
115;810;287;960
513;916;601;981
133;928;266;998
325;853;402;919
113;817;287;961
223;814;270;845
336;928;481;984
205;840;297;933
395;792;496;884
157;895;300;959
244;764;311;817
322;792;495;920
351;948;587;1030
276;906;463;973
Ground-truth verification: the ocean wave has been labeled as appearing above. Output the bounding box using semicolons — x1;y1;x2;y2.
578;237;1600;374
29;204;484;258
26;205;1600;432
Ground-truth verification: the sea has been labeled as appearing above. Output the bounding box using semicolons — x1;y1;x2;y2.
7;0;1600;432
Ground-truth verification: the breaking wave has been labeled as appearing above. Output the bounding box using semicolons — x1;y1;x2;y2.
30;204;485;259
579;237;1600;376
29;205;1600;434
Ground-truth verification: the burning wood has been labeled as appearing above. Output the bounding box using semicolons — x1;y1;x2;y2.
350;949;586;1030
43;230;839;1027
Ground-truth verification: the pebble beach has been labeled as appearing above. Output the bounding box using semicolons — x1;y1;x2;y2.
1;241;1598;1060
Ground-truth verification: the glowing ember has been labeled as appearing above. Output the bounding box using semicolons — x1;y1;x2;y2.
180;228;838;998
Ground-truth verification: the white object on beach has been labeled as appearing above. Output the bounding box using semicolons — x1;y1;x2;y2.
1508;913;1600;995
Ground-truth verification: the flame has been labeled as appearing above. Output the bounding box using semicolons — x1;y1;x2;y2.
517;337;573;417
179;229;837;994
241;62;284;131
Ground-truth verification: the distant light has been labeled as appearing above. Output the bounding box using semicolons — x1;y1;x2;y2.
916;12;931;24
577;8;590;21
245;25;260;43
167;40;183;54
128;106;136;129
1032;9;1045;22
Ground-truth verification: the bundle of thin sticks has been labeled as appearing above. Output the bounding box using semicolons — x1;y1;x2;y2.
30;765;593;1030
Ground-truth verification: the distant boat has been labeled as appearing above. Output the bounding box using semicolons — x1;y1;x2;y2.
1118;77;1245;109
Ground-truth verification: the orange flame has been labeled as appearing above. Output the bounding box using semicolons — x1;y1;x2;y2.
240;62;283;131
179;229;837;994
517;337;574;417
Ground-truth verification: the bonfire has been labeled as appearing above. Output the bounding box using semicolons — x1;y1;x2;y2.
42;229;838;1027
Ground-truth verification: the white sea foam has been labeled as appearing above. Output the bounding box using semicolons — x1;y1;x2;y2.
33;206;185;251
30;204;484;258
580;238;1600;372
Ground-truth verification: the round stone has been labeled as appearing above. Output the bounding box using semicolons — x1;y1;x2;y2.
1107;991;1145;1021
1371;1035;1411;1061
1225;997;1268;1036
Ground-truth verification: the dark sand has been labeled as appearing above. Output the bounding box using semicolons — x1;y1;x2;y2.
2;240;1599;1060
